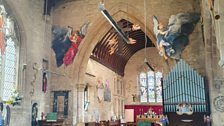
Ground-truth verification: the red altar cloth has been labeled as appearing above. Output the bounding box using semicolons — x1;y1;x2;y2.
124;105;163;123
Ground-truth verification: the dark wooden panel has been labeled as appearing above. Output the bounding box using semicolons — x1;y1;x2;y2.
85;120;120;126
166;112;209;126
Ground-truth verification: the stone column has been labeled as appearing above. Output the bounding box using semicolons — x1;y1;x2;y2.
76;83;86;123
214;0;224;68
202;0;224;126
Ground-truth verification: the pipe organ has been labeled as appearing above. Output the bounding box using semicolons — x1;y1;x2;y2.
162;59;210;124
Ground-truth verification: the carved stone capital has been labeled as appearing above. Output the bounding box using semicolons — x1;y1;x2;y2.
218;60;224;68
76;84;86;91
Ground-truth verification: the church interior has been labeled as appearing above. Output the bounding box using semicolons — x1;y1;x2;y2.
0;0;224;126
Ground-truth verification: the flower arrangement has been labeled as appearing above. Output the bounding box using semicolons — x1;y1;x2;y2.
4;87;23;106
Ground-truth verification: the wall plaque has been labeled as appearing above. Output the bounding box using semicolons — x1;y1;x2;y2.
213;96;224;112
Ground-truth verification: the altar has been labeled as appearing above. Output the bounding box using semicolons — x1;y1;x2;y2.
124;105;163;123
136;116;162;126
38;119;64;126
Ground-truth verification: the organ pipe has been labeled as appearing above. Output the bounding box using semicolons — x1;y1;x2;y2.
163;59;207;113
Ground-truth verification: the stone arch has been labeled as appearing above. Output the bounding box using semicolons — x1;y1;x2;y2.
2;0;27;91
2;0;26;48
73;2;157;83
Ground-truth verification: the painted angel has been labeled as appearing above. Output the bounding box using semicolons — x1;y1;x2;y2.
153;12;200;60
51;22;90;67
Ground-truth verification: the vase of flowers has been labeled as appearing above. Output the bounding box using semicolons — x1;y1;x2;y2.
4;87;23;106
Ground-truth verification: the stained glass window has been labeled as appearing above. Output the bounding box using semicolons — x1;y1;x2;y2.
139;72;147;102
139;71;162;103
0;5;19;101
155;72;163;102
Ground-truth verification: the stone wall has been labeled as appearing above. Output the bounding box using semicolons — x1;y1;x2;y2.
124;48;164;105
84;58;123;122
51;0;203;124
2;0;220;125
201;0;224;125
4;0;52;125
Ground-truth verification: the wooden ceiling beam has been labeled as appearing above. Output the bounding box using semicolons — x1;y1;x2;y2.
91;19;154;76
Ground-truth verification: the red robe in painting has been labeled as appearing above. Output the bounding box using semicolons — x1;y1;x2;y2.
0;16;5;55
63;35;82;66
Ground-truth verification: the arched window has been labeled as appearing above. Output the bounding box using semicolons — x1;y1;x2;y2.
0;5;19;101
139;71;162;103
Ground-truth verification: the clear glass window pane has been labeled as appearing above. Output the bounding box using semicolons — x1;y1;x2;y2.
1;14;17;101
2;40;16;101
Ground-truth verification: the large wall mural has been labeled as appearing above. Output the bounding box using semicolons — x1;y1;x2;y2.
51;22;90;67
152;12;200;60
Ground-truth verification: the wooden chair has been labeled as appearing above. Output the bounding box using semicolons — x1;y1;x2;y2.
125;122;136;126
85;122;96;126
108;119;120;126
99;120;109;126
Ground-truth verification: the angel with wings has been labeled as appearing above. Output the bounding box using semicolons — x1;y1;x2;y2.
153;12;200;60
51;22;90;67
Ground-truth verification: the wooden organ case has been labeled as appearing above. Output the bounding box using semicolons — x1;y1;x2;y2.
162;59;210;126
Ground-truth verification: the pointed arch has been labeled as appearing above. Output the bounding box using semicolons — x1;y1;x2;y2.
0;0;27;97
72;2;156;83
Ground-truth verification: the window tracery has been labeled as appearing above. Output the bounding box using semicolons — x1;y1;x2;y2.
139;71;162;103
0;5;19;102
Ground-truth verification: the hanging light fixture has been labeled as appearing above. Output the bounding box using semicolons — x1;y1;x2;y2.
98;2;131;44
143;0;154;71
